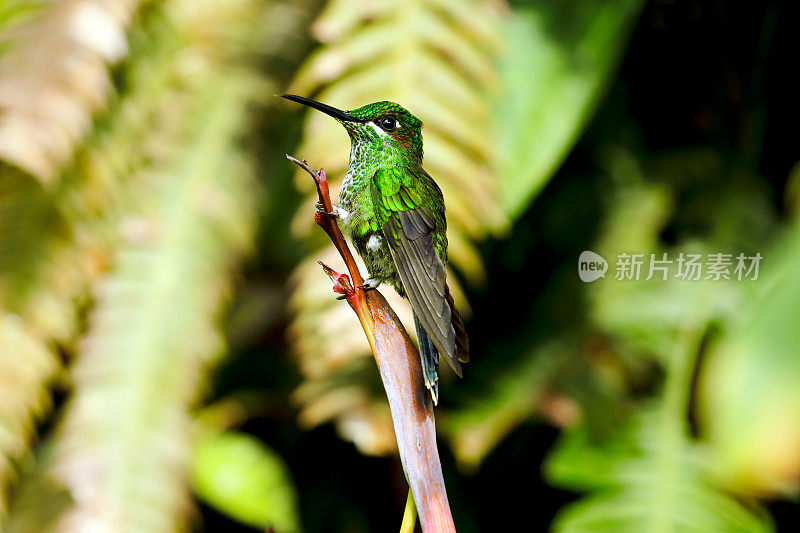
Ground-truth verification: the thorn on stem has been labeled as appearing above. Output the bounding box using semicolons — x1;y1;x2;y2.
319;261;354;297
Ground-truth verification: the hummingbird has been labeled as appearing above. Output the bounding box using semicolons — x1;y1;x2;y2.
283;94;468;404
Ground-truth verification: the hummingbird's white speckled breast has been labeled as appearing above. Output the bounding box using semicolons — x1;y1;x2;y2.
338;134;393;233
338;137;403;291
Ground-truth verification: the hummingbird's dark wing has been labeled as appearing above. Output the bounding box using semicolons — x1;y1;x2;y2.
371;167;463;384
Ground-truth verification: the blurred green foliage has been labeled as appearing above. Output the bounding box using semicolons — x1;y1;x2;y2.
0;0;797;532
193;431;300;531
702;221;800;498
497;0;643;218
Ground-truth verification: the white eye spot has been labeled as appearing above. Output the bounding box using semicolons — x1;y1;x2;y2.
367;235;382;250
369;122;389;138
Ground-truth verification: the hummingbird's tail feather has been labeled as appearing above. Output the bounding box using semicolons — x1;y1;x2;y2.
446;288;469;365
414;311;439;405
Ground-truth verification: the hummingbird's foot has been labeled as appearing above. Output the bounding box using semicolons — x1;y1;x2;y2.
315;202;349;220
357;277;383;291
315;201;333;216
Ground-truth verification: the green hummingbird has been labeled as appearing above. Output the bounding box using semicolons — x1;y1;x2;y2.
283;94;469;404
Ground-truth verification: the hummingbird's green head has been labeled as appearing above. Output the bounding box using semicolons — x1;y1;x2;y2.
282;94;424;164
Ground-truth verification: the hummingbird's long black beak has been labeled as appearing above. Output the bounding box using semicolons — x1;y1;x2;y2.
281;94;362;122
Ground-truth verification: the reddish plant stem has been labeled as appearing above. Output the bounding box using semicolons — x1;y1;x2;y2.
286;155;364;288
286;155;375;353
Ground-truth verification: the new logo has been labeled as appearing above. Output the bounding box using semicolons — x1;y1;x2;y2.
578;251;607;282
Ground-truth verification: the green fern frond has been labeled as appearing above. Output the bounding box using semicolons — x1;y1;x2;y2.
0;168;85;520
7;0;267;528
0;0;194;516
0;2;193;509
51;75;257;531
546;412;774;533
286;0;504;455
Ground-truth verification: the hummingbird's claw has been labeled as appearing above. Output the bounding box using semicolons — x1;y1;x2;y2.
315;201;336;217
316;202;351;221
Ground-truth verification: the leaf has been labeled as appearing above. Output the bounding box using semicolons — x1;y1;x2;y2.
286;0;503;456
497;0;644;218
544;423;637;493
0;169;71;312
546;414;774;533
0;0;43;52
192;431;301;532
701;220;800;497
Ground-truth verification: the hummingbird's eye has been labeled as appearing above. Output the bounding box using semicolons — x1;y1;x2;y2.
378;116;398;131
